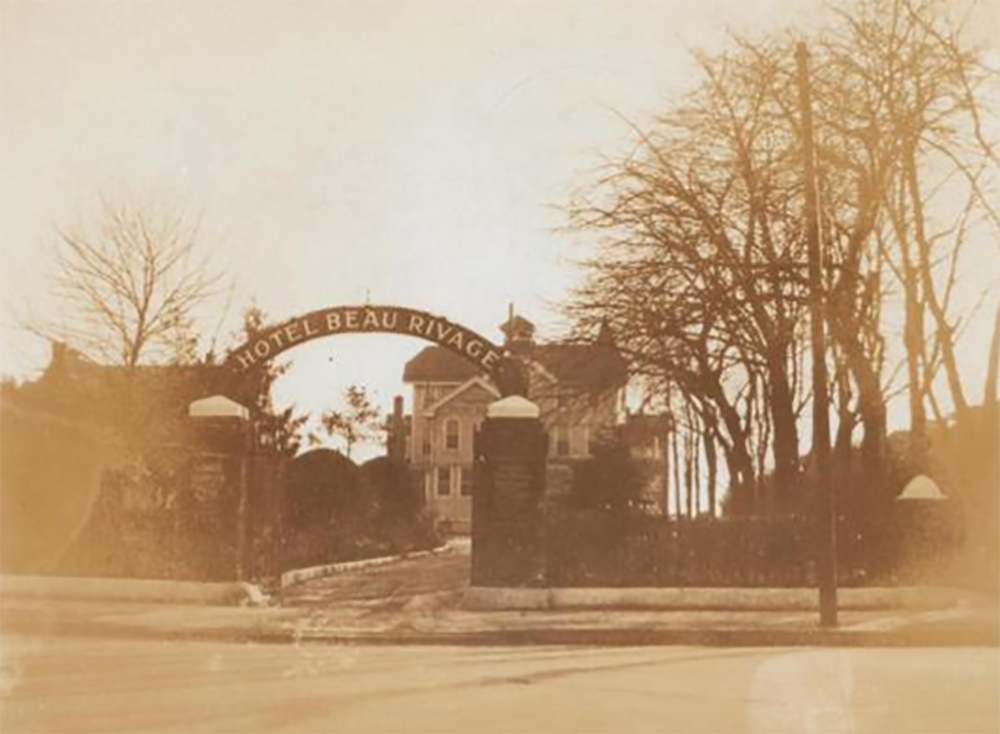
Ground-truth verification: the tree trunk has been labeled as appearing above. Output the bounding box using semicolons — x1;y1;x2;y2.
834;358;855;469
684;429;694;520
768;350;800;512
704;422;718;519
825;160;888;493
828;296;886;489
671;424;683;518
661;424;671;518
889;176;928;462
702;377;756;513
693;427;702;517
905;144;970;428
902;272;928;464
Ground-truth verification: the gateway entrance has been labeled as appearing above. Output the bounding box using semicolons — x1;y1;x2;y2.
225;304;526;397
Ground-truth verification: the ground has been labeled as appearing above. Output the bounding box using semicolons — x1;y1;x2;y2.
2;635;997;733
280;543;470;608
2;543;998;733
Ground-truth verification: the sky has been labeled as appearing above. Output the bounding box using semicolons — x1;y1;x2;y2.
2;0;998;459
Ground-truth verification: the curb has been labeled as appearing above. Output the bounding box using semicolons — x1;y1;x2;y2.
3;614;996;649
0;575;268;607
461;586;977;612
279;544;450;589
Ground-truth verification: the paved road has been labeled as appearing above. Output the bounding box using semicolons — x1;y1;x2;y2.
281;544;470;607
2;634;997;733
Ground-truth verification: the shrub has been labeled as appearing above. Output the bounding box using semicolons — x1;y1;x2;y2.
569;438;650;513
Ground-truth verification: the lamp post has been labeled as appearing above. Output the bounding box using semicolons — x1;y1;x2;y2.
189;395;251;581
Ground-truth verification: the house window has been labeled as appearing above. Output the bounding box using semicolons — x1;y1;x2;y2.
553;425;570;457
444;418;460;450
422;432;432;456
459;467;473;497
436;467;451;497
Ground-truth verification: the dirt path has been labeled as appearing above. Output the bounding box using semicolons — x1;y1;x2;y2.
280;542;471;607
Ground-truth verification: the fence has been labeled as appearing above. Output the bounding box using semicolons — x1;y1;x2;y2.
543;508;963;588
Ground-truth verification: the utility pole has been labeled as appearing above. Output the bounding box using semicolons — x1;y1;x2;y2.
795;42;838;627
662;414;671;518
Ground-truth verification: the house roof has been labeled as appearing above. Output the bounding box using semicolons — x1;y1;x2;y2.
423;376;501;415
402;341;627;394
531;343;627;394
402;346;485;384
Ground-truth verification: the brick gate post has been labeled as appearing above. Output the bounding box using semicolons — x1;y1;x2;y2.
471;396;548;587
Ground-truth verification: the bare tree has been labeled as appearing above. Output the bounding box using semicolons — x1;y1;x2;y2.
36;199;222;367
567;0;997;516
803;0;999;470
568;40;812;513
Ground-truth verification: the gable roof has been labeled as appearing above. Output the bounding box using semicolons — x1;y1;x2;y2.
423;376;501;416
531;343;628;394
402;341;628;394
403;346;485;384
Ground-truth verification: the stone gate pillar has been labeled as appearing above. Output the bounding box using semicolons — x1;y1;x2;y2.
471;396;548;587
188;395;251;581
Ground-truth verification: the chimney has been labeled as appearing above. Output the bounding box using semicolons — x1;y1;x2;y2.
387;395;406;461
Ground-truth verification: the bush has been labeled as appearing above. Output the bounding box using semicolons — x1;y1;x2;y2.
278;453;439;570
284;448;362;529
359;457;422;522
569;439;650;513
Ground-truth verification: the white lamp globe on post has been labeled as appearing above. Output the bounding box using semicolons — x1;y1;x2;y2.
896;475;948;502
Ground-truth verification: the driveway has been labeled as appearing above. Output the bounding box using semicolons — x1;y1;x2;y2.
280;539;470;608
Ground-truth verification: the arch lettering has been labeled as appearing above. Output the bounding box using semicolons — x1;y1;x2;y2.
225;305;525;396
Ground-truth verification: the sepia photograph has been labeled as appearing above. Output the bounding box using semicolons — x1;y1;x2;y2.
0;0;998;732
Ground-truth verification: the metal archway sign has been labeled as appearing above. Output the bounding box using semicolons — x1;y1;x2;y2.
224;304;526;396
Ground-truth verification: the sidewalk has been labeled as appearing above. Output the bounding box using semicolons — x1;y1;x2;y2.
2;587;997;648
0;574;266;606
